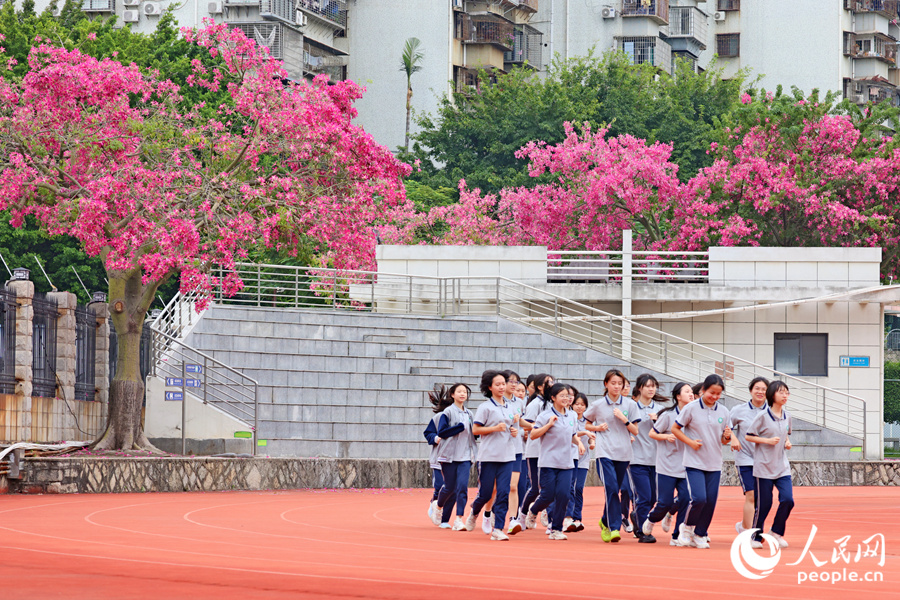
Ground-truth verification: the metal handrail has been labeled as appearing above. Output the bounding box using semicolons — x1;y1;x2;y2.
149;324;259;454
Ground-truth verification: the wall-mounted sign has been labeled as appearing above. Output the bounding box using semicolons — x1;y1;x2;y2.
839;355;870;368
165;391;184;401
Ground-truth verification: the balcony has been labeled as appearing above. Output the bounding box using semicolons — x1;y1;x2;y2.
616;36;672;74
852;33;898;64
230;22;283;59
457;13;515;50
513;0;538;12
845;76;898;105
504;24;543;70
847;0;900;17
297;0;347;29
621;0;668;25
82;0;114;11
667;6;708;56
261;0;295;25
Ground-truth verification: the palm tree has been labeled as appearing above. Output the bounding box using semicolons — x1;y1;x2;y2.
399;37;424;153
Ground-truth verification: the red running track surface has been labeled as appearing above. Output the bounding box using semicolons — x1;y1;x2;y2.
1;487;897;599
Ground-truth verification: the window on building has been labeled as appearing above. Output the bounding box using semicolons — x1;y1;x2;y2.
774;333;828;377
716;33;740;57
717;0;740;10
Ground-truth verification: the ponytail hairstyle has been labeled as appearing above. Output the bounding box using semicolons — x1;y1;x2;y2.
428;384;458;413
528;373;553;402
699;374;726;399
543;382;574;411
659;382;690;416
691;381;703;397
766;380;789;407
480;369;507;399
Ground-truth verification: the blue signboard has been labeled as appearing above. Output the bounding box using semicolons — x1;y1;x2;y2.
165;391;184;401
186;364;203;374
839;355;870;368
186;379;202;388
165;377;183;387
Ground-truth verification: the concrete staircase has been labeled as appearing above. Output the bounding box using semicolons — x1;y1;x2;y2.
182;305;862;461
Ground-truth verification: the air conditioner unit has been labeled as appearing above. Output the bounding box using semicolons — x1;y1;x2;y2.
714;11;726;21
122;0;140;6
452;0;464;9
296;10;308;26
143;2;162;16
852;93;867;104
123;9;140;22
208;1;223;14
602;7;616;19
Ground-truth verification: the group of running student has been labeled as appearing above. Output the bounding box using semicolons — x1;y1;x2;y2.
424;368;795;548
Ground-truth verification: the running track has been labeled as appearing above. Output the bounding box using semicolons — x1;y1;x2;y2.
1;487;896;599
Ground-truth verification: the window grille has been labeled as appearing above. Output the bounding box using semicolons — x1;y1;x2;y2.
32;294;58;399
0;290;16;395
75;305;97;402
716;33;740;57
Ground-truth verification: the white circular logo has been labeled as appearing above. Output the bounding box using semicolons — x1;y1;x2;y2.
730;529;782;580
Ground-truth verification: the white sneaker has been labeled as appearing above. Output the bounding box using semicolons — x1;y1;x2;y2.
524;511;537;529
540;511;549;528
439;522;451;529
464;512;477;532
507;518;523;535
563;517;575;532
676;523;696;547
429;501;441;526
769;532;789;548
549;530;568;540
428;501;434;520
662;513;673;533
735;521;745;534
694;535;710;549
481;513;494;535
490;528;510;541
642;518;654;536
669;538;679;546
751;539;763;549
624;520;633;533
452;517;465;531
545;527;552;535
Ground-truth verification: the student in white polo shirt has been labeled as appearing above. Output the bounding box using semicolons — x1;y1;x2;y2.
431;383;477;530
524;383;586;540
729;377;769;534
745;380;794;549
672;374;733;549
584;369;641;543
564;391;595;533
464;370;518;541
519;373;554;527
503;371;528;534
643;381;693;545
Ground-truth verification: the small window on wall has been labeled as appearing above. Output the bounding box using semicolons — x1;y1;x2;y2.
716;33;740;57
774;333;828;377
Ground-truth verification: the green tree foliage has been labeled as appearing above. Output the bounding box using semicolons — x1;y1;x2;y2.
407;51;746;196
884;362;900;425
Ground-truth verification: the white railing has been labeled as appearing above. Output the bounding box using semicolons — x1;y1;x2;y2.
201;262;867;453
547;250;709;283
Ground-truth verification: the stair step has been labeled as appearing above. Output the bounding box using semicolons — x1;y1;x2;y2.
386;350;430;358
362;334;407;343
410;365;454;374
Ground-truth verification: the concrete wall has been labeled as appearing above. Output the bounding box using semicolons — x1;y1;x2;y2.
376;244;548;282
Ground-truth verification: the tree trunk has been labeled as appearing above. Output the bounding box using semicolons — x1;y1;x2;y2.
405;86;413;152
93;267;161;452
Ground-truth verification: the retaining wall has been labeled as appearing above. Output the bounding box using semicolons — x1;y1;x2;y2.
2;458;898;494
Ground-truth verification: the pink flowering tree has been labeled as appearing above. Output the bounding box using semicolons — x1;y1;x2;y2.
675;89;900;276
0;24;411;450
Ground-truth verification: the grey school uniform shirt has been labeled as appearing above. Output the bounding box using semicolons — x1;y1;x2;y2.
533;406;578;470
631;399;660;467
428;413;442;469
507;395;527;456
652;408;686;478
675;398;732;471
583;395;641;463
523;398;544;460
573;416;592;469
747;408;792;479
729;401;767;467
473;398;517;463
437;404;477;463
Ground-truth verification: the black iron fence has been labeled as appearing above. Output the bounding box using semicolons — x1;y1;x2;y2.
74;305;97;402
32;293;58;399
0;289;16;394
108;322;152;402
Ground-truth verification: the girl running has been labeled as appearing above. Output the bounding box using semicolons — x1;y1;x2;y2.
524;383;586;540
429;383;477;530
424;386;450;524
520;373;553;527
629;373;667;543
745;380;794;549
584;369;641;543
564;391;595;533
503;371;528;534
643;381;693;545
672;374;733;549
465;370;518;541
729;377;770;534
